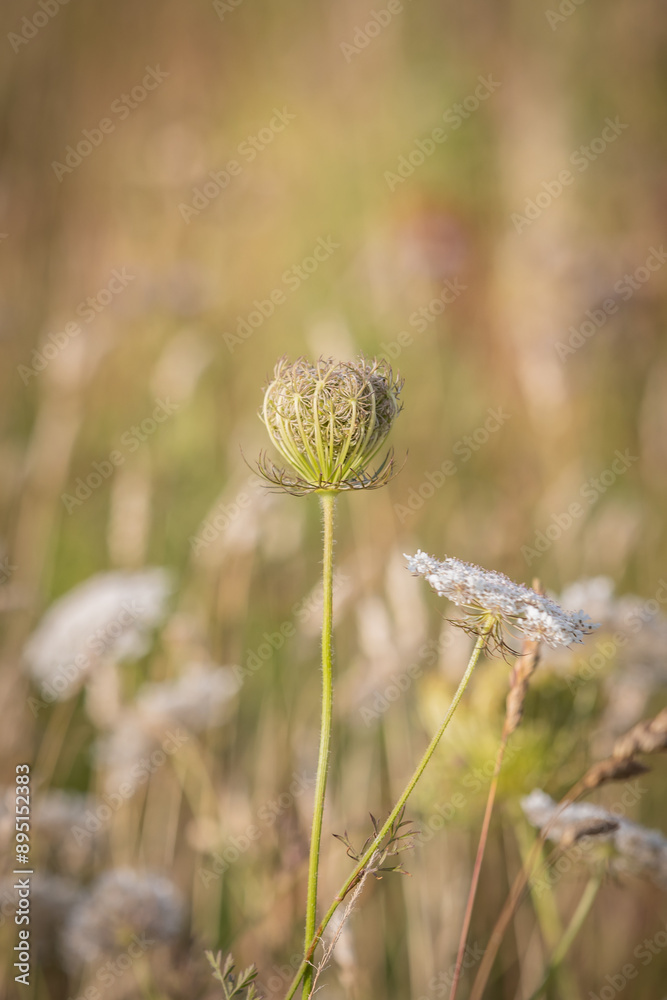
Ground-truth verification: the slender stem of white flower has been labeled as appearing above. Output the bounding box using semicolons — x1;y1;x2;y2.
525;874;601;1000
285;627;490;1000
302;492;336;999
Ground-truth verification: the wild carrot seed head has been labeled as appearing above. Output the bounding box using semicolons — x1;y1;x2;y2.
257;356;403;494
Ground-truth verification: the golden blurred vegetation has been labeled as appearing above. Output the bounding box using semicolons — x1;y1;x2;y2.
1;0;667;997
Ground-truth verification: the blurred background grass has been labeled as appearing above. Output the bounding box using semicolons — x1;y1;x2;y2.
1;0;667;998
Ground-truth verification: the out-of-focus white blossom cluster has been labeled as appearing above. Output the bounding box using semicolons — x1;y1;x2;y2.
522;789;667;889
23;569;172;701
189;449;305;568
559;575;667;675
20;569;240;794
0;867;184;975
555;575;667;741
62;868;185;970
97;662;239;791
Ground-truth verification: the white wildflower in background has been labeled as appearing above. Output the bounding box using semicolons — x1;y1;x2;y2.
406;550;598;650
0;874;82;964
136;662;239;731
554;577;667;738
95;663;237;792
559;576;667;671
62;868;184;970
23;568;171;699
522;789;667;888
559;576;616;625
33;788;97;832
32;790;100;873
95;715;156;794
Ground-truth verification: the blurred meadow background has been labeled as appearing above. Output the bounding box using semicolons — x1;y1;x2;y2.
1;0;667;997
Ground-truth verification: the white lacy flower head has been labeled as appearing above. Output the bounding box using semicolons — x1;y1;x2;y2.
405;550;599;650
23;568;171;700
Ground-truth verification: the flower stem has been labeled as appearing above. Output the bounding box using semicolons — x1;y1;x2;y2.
469;784;587;1000
286;627;490;1000
302;493;336;999
449;728;509;1000
525;874;601;1000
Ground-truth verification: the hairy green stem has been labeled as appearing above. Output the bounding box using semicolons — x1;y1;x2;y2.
286;627;490;1000
302;493;336;999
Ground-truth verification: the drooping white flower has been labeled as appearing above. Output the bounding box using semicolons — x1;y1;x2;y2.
406;550;598;649
23;569;171;699
522;789;667;888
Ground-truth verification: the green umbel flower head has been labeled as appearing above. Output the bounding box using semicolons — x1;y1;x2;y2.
257;356;403;495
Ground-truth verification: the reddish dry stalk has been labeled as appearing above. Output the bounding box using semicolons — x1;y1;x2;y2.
448;731;508;1000
468;708;663;1000
467;786;585;1000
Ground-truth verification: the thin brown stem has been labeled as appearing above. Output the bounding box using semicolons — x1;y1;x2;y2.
449;729;509;1000
469;698;663;999
450;634;540;1000
468;784;587;1000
